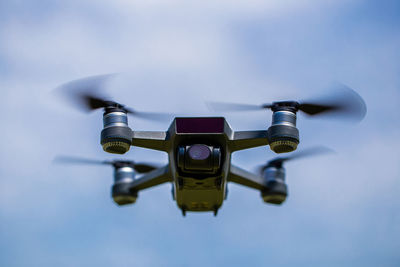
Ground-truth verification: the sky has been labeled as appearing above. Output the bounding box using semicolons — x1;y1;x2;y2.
1;0;400;266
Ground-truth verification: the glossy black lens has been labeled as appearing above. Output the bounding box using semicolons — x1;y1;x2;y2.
188;144;211;160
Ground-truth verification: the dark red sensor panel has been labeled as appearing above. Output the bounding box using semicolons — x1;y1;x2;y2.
176;118;225;134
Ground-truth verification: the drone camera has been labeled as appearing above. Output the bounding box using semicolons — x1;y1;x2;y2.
261;166;287;204
177;144;221;174
112;165;137;205
268;109;299;153
101;111;133;154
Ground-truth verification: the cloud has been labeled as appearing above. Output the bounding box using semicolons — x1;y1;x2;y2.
1;0;400;266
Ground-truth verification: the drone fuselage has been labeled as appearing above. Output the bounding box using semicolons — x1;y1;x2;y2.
107;116;294;215
169;118;231;213
58;75;365;216
123;117;279;215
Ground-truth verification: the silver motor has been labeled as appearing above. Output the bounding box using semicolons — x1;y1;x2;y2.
112;163;138;205
101;109;133;155
261;166;288;204
260;146;333;205
267;105;300;154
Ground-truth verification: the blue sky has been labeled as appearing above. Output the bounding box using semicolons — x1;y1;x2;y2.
1;1;399;266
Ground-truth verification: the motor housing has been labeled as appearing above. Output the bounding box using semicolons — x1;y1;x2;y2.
101;108;132;154
112;164;137;205
268;105;299;153
261;166;288;204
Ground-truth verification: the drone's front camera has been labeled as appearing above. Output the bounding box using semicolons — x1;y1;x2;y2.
100;111;132;154
177;144;221;174
268;109;299;153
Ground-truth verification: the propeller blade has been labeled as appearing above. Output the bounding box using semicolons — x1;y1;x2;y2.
54;156;159;174
124;108;173;121
298;84;367;121
56;74;173;121
280;146;334;162
111;161;159;173
208;84;366;122
207;102;268;112
56;73;117;112
82;94;110;110
260;146;334;172
133;163;159;173
297;103;339;115
54;156;112;166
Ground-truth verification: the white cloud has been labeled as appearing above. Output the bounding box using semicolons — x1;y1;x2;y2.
1;0;399;266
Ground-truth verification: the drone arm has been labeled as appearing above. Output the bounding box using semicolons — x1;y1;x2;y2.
128;165;172;192
228;165;266;191
229;130;269;152
131;131;170;152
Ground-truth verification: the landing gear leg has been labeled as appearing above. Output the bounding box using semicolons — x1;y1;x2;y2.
213;206;219;217
181;207;186;217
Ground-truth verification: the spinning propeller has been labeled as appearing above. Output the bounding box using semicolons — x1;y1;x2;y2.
56;74;170;121
54;155;158;173
259;146;334;172
208;84;367;122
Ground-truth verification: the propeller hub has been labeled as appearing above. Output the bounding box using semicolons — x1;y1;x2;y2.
270;101;299;113
103;101;129;114
113;161;135;168
265;160;284;169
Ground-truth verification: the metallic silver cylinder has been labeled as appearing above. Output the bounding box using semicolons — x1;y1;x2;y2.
114;166;135;184
263;167;286;184
261;166;287;204
272;110;297;127
268;110;299;153
103;112;129;129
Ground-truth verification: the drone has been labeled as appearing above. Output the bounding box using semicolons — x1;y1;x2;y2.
56;74;367;216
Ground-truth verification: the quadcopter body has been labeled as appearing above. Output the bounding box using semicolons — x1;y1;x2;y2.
56;74;367;216
109;116;276;216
